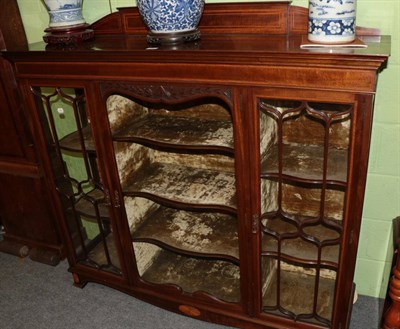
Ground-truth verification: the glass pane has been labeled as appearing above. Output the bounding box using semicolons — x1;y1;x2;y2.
262;258;336;326
107;93;240;303
259;99;351;183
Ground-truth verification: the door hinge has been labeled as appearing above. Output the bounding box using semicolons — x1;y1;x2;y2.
349;230;354;245
114;190;121;208
252;214;259;234
104;189;121;208
104;189;111;207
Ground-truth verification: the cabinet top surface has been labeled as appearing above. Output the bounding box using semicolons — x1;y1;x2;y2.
3;34;390;67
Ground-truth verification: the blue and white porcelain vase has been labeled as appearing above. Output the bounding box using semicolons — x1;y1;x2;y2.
137;0;205;44
308;0;357;44
43;0;86;28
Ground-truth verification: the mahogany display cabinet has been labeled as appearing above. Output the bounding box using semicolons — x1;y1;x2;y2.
0;0;64;264
2;2;390;329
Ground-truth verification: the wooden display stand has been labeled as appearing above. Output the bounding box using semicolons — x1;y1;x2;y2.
2;2;391;328
43;24;94;45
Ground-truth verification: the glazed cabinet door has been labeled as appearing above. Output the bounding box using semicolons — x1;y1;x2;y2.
24;82;125;283
249;88;373;329
97;82;248;310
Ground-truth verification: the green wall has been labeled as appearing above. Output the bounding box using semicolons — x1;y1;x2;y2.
17;0;400;299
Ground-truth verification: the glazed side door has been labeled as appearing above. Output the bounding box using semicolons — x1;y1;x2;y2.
246;87;375;329
20;79;131;284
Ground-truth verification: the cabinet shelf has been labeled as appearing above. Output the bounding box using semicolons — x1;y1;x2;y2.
123;163;236;211
113;114;234;153
81;233;121;274
262;237;339;269
132;206;239;262
59;126;95;153
72;188;109;220
261;144;348;185
141;249;240;303
262;218;340;267
263;269;335;325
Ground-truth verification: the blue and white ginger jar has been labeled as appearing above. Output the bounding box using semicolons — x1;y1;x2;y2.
43;0;86;28
308;0;357;43
137;0;205;34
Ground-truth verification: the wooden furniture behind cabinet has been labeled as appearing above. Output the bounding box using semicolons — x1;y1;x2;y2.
2;2;390;329
382;217;400;329
0;0;64;264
